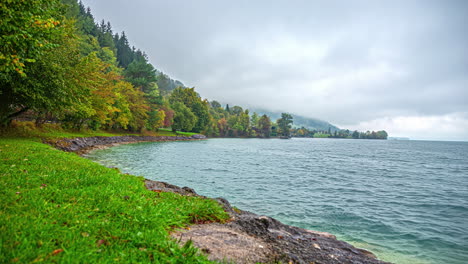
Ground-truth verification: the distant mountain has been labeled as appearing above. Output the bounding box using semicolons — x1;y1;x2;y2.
249;109;340;132
156;71;186;95
388;137;410;140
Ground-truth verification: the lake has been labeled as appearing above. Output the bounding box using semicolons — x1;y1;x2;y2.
87;138;468;264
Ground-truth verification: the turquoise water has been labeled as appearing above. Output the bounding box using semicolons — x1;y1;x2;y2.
87;138;468;264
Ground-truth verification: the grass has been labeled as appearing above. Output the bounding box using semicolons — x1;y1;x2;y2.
0;136;228;263
158;128;198;137
1;121;198;140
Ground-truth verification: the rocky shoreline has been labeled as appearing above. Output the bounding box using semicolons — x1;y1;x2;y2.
146;180;389;264
44;134;206;154
47;135;390;264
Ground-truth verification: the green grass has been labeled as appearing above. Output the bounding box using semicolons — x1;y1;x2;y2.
313;133;330;138
1;121;138;140
158;128;198;137
0;138;228;263
1;121;198;140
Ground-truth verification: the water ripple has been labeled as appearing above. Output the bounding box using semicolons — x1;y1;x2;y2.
87;138;468;264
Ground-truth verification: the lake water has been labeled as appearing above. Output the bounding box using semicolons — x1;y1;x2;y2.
86;138;468;264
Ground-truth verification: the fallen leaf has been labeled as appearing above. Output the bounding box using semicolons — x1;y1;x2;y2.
96;239;108;247
52;249;63;255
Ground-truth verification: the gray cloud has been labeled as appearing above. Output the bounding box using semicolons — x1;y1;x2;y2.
82;0;468;140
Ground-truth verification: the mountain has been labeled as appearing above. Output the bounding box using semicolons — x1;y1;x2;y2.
155;71;186;95
250;109;340;132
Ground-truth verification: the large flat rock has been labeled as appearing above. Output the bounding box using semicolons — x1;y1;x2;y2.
146;179;390;264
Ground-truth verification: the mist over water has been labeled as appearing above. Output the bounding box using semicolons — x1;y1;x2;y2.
87;138;468;264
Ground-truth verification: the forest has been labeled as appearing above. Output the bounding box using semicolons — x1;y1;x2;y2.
0;0;387;140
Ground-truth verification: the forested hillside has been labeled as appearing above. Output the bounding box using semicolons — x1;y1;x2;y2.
250;109;340;132
0;0;386;140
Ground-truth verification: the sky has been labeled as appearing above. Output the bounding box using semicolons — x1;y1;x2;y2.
81;0;468;141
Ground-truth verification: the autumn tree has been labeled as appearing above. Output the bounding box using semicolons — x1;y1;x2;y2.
160;104;174;128
258;115;271;138
0;0;63;76
0;0;68;125
146;109;165;131
217;118;228;137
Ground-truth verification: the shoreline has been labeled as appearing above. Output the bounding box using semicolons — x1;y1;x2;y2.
44;134;207;155
49;135;390;264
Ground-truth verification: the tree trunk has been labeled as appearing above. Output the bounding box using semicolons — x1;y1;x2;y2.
0;107;29;127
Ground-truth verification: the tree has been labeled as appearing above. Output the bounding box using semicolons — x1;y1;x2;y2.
159;105;174;128
376;130;388;139
238;110;250;136
205;116;219;137
0;0;63;76
75;3;98;36
169;87;211;132
171;102;197;132
119;81;149;131
96;20;115;50
231;106;243;115
146;109;165;131
156;73;185;95
124;57;158;94
191;99;211;133
277;113;293;137
227;115;239;136
115;31;134;68
251;112;259;127
0;18;93;126
217;118;228;137
258;115;271;138
210;100;221;109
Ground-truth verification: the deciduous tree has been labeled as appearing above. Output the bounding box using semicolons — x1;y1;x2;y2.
277;113;293;137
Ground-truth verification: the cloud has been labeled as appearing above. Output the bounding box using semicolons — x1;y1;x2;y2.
81;0;468;140
344;112;468;141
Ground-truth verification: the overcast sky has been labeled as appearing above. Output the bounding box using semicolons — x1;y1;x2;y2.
81;0;468;141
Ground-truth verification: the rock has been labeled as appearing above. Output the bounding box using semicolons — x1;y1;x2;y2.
147;179;391;264
191;134;207;139
173;223;276;264
215;197;239;216
145;180;202;197
44;134;207;154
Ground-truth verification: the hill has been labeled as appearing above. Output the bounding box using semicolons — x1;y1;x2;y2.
250;109;340;132
155;71;186;95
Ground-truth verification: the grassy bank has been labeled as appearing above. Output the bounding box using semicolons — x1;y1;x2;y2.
2;121;197;139
0;128;228;263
